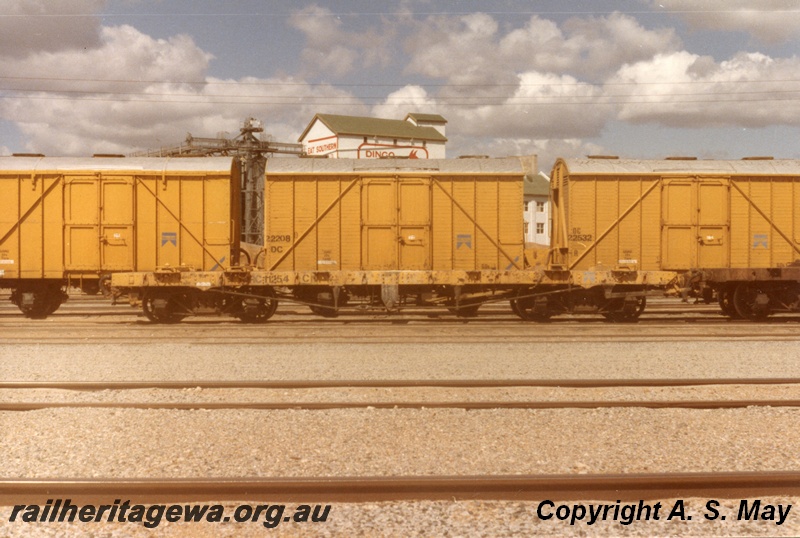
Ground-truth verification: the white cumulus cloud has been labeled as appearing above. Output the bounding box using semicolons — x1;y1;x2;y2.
609;50;800;128
653;0;800;42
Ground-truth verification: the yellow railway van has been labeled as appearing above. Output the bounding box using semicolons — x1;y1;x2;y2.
261;158;526;315
263;158;526;271
0;156;240;317
550;157;800;319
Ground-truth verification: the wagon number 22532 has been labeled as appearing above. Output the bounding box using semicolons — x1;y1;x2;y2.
568;228;593;242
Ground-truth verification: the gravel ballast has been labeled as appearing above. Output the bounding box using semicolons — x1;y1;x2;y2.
3;407;799;477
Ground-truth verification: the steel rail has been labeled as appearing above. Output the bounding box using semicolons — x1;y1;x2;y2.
2;378;799;390
4;334;800;345
3;472;800;503
3;399;800;412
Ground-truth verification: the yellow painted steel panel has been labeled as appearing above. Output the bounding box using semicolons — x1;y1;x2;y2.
552;158;800;274
0;176;20;276
134;178;158;271
65;178;99;271
67;227;99;269
339;179;361;270
0;159;236;292
499;179;521;245
475;180;496;270
566;179;596;268
431;180;454;269
747;182;773;268
452;180;476;270
770;180;794;265
365;227;396;269
363;178;398;270
101;180;134;271
620;179;643;268
640;181;661;269
729;186;750;268
795;182;800;246
265;179;294;270
18;177;47;278
316;180;343;270
41;176;65;278
263;161;525;276
398;179;430;270
595;179;621;268
294;179;319;270
696;182;728;268
662;181;695;270
180;179;206;268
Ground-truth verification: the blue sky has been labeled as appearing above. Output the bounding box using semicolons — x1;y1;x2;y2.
1;0;800;169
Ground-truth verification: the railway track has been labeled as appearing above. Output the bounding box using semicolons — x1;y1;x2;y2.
3;378;800;389
4;378;798;410
3;472;800;504
3;321;800;345
3;399;800;411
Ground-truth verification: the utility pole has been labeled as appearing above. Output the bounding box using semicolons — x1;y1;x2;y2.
131;118;303;245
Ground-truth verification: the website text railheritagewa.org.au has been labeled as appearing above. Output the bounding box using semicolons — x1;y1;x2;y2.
8;499;331;529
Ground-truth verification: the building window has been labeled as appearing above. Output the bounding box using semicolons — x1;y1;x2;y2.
524;201;530;212
363;136;368;143
537;201;545;212
536;223;544;234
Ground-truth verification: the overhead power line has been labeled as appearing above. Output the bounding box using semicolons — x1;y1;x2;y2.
3;86;800;101
2;75;800;88
3;93;800;107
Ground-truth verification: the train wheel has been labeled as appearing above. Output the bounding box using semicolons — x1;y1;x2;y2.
43;291;66;316
14;285;65;319
602;297;646;323
237;292;278;323
717;287;740;318
510;299;524;318
701;287;715;304
142;292;187;323
511;298;552;322
99;274;113;297
733;283;771;321
82;281;100;295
